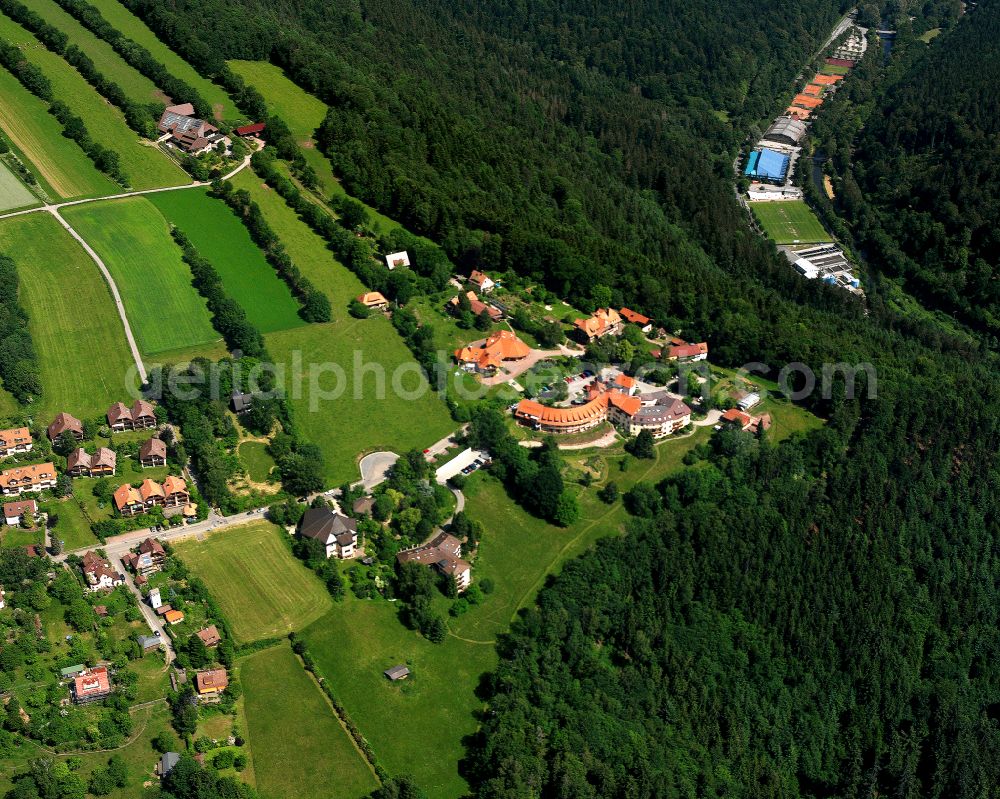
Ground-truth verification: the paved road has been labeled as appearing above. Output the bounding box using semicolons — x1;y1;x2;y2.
121;569;175;664
356;451;399;490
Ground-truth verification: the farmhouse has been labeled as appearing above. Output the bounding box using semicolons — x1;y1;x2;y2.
385;250;410;270
573;308;623;342
47;412;83;443
467;270;495;293
397;532;472;591
454;330;530;375
158;103;229;155
0;427;32;458
107;400;156;431
235;122;265;138
298;508;358;559
81;551;125;592
139;437;167;468
66;447;117;477
3;499;37;526
619;307;653;332
71;666;112;704
666;342;709;362
122;537;166;576
195;668;229;696
0;463;56;495
197;625;221;647
357;291;389;311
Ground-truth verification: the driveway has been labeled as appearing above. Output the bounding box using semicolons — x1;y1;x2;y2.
480;345;582;387
356;451;399;490
121;570;175;664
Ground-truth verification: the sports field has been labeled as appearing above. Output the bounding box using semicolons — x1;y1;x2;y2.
20;0;162;104
174;521;332;643
0;13;188;190
750;200;831;244
820;63;850;75
264;320;454;485
241;644;378;799
147;189;304;334
63;198;220;355
0;66;115;199
0;213;136;418
0;159;37;211
87;0;235;120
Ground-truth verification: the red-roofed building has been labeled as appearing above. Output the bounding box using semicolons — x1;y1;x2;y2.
455;330;530;375
619;308;652;332
0;427;32;458
666;342;709;362
235;122;265;137
72;666;112;703
572;308;623;342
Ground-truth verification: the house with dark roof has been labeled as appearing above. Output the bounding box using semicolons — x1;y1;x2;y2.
3;499;37;526
197;625;221;647
122;537;166;576
66;447;117;477
139;437;167;468
158;104;228;154
298;508;358;559
396;532;472;591
107;400;156;432
230;392;253;415
47;412;83;443
158;752;180;778
384;665;410;681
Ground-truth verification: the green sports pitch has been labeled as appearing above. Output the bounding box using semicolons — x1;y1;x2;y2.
750;200;831;245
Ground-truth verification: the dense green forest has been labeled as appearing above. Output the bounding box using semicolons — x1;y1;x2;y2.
128;0;1000;796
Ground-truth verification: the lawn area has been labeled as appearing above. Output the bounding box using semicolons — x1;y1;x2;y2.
88;0;236;120
239;441;275;482
820;63;850;75
174;521;332;643
240;643;378;799
0;214;137;418
920;27;942;42
20;0;162;104
302;598;496;799
63;198;221;356
0;12;188;190
146;189;304;334
264;319;455;485
749;200;831;244
0;64;115;198
74;465;169;522
228;61;325;142
229;169;365;309
41;496;98;551
0;159;38;211
0;524;42;548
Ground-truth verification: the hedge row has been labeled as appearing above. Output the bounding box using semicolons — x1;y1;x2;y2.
0;34;127;184
0;254;42;403
210;179;332;323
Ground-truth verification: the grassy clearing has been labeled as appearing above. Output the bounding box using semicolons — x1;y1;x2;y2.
87;0;235;120
750;200;831;244
0;159;37;210
228;61;325;141
0;65;115;198
41;496;98;551
146;188;304;334
63;197;221;356
174;521;332;643
0;524;42;548
920;27;942;42
820;63;850;75
0;214;136;418
20;0;162;103
239;441;275;482
241;643;378;799
264;320;454;485
0;12;188;190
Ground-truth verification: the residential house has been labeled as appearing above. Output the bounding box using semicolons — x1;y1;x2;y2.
608;391;692;438
619;307;653;333
81;551;124;592
196;625;221;647
66;447;117;477
164;609;184;625
385;250;410;270
158;103;229;154
234;122;265;138
140;478;166;509
612;373;637;395
47;412;83;443
721;408;772;434
230;392;253;415
3;499;37;526
0;427;32;458
396;532;472;591
572;308;623;342
162;476;189;508
122;537;166;576
298;509;358;559
666;342;709;362
195;668;229;696
138;633;162;652
454;330;530;375
0;463;56;495
139;437;167;468
107;400;156;432
448;291;503;323
357;291;389;311
113;484;144;516
467;270;495;293
71;666;112;704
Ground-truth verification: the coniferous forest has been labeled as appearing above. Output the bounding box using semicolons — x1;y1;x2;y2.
130;0;1000;795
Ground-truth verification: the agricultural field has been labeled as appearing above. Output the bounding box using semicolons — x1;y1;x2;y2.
0;12;188;189
302;598;496;799
749;199;831;244
174;521;332;643
147;189;304;334
0;213;136;418
63;197;221;356
240;644;378;799
20;0;162;104
0;159;38;210
87;0;236;120
264;320;455;485
0;65;115;198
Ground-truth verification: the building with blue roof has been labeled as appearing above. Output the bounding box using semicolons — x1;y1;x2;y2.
744;148;790;183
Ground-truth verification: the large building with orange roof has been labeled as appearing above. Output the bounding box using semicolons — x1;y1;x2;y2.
515;386;691;438
572;308;623;342
455;330;531;375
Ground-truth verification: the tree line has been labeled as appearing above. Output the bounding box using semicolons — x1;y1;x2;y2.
0;254;41;403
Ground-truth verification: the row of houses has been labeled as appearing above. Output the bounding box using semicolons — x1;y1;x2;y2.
113;477;190;517
46;400;157;444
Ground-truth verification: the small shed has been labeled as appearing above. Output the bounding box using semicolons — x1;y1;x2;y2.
60;664;85;679
384;664;410;681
